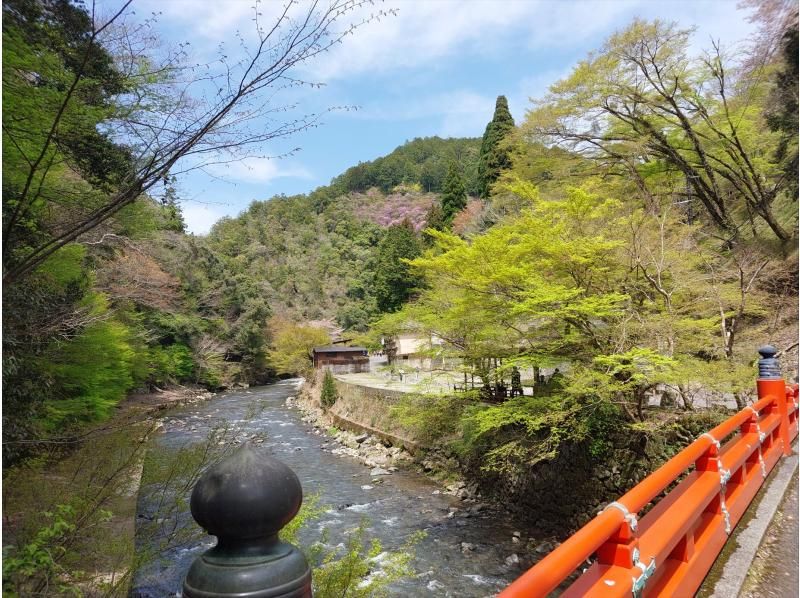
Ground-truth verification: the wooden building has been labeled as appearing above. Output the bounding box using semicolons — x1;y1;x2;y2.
311;346;370;374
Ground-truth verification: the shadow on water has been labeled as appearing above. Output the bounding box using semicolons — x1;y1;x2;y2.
131;380;523;597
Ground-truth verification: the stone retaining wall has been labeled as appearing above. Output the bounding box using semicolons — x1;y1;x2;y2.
333;379;407;404
328;379;427;453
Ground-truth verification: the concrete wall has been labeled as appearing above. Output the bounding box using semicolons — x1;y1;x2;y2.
329;379;424;451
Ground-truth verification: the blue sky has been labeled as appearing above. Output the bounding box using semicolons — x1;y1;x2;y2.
116;0;759;234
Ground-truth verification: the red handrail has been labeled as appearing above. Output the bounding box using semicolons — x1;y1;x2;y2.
500;373;798;598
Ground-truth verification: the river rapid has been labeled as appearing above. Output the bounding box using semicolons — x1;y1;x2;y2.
132;379;525;597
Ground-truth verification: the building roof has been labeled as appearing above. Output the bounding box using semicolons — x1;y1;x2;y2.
312;346;368;354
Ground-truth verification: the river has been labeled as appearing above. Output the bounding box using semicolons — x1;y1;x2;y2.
131;379;525;597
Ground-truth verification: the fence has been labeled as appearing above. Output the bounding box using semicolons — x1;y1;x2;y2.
500;346;798;597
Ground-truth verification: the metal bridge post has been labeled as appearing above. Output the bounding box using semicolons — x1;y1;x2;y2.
757;345;791;456
183;444;312;598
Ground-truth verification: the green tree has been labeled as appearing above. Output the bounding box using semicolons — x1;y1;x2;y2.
524;19;795;243
424;201;448;235
765;22;798;199
440;162;467;222
373;221;423;313
268;319;331;378
2;0;388;285
477;96;515;198
320;369;338;409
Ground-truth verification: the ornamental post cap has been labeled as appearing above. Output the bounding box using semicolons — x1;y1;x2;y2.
190;443;303;541
757;345;782;380
757;345;777;359
183;444;311;597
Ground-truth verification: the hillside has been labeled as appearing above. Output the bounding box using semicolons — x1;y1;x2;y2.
207;137;483;330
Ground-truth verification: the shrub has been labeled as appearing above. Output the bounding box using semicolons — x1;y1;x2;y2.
320;370;338;409
41;315;136;431
391;391;478;446
147;344;195;387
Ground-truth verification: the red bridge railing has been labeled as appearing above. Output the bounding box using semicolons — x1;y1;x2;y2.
500;346;798;597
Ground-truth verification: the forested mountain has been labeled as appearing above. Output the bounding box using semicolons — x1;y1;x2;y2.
207;137;481;333
329;136;481;195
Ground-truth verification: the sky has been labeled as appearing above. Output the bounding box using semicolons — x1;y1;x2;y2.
113;0;760;234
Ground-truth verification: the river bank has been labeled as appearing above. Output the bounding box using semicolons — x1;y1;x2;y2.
132;380;537;597
292;376;485;501
1;384;222;596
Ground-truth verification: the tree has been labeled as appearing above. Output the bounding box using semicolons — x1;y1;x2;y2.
764;21;798;199
388;175;773;419
267;318;330;378
3;0;391;284
423;201;448;236
373;221;423;313
524;20;794;243
477;95;515;198
320;369;338;409
440;162;467;222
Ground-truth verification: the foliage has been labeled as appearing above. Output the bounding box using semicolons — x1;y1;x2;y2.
309;525;423;598
391;392;478;446
764;21;798;199
392;181;628;366
42;314;137;431
2;0;392;284
2;503;84;597
321;370;338;409
3;418;153;596
440;162;467;223
331;137;481;196
282;496;423;598
373;221;423;313
383;173;779;422
478;96;515;198
147;344;195;388
268;319;331;378
524;19;796;243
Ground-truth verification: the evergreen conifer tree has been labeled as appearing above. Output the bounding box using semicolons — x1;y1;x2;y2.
440;162;467;222
373;220;422;312
477;95;515;198
424;201;448;233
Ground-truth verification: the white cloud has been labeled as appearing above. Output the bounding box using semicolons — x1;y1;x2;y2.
132;0;758;83
127;0;761;115
305;0;755;81
181;203;226;235
141;0;254;44
207;156;312;184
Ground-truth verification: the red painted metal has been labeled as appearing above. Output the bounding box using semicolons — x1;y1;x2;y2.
500;376;799;598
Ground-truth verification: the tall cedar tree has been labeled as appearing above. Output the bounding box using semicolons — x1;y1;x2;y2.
440;162;467;222
374;220;422;313
424;202;448;235
478;96;515;198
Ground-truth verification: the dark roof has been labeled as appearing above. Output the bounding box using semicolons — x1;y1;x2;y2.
312;346;367;354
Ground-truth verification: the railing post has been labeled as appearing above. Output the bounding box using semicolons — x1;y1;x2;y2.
183;444;312;597
757;345;791;456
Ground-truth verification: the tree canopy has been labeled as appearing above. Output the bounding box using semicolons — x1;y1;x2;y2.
440;162;467;223
524;19;796;243
478;95;515;198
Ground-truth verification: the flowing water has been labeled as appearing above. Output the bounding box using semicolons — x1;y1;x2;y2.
132;379;524;597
